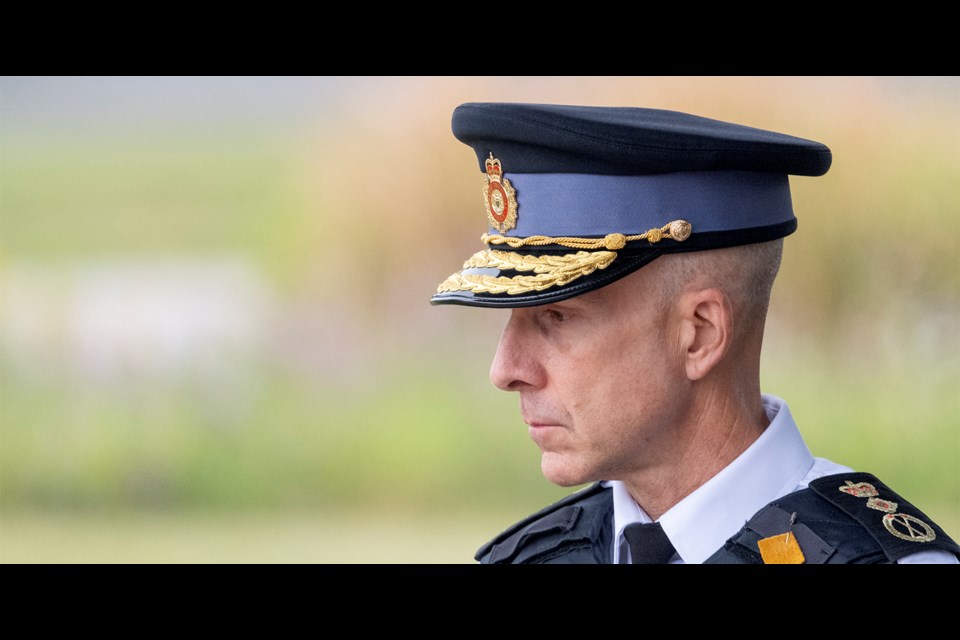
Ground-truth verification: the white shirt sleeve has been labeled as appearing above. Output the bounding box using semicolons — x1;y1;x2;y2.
897;550;959;564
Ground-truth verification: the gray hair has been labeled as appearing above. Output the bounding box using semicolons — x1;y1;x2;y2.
658;239;784;340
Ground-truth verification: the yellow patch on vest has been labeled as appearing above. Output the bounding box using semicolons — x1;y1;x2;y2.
758;532;806;564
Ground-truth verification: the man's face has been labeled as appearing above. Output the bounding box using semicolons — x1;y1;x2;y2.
489;260;690;487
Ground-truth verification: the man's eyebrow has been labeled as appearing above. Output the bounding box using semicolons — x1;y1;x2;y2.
557;293;605;310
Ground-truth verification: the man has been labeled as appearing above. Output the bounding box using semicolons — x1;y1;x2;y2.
431;103;959;564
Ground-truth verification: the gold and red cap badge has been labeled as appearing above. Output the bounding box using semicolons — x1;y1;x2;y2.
482;153;518;233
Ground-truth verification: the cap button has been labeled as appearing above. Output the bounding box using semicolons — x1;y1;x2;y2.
604;233;627;250
669;220;692;242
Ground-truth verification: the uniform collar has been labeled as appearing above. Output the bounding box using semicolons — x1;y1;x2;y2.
610;394;815;564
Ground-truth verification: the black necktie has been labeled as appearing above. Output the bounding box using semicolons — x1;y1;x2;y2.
622;522;676;564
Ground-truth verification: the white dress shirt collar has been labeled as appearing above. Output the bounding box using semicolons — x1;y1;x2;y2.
610;394;815;564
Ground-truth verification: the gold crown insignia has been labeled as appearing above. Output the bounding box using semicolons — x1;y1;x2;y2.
484;155;503;177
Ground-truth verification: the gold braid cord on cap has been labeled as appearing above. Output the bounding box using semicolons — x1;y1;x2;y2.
437;250;618;295
481;219;692;250
436;219;692;296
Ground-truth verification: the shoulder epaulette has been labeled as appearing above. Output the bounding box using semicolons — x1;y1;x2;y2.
475;482;612;564
707;471;960;564
807;472;959;563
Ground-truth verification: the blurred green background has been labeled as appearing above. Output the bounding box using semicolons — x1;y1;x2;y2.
1;76;958;563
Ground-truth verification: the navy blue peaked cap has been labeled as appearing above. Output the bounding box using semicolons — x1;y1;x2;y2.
452;103;832;177
432;103;832;308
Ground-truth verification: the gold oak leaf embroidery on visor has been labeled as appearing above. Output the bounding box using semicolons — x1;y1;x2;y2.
437;250;618;295
436;220;694;296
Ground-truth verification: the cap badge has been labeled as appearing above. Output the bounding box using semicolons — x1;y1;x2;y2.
483;153;518;233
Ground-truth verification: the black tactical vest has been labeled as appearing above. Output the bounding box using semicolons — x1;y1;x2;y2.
475;473;960;564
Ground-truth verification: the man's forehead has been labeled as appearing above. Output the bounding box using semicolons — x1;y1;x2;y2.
527;265;657;311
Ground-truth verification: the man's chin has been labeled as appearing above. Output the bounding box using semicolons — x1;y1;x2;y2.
540;454;594;487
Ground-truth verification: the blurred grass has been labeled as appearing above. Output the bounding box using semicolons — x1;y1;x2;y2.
0;356;570;512
1;77;957;562
0;509;498;563
2;351;957;545
0;130;314;287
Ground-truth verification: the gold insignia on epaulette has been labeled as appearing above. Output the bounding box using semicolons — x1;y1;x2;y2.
866;497;898;513
839;480;878;498
483;153;518;233
882;513;937;543
839;479;936;544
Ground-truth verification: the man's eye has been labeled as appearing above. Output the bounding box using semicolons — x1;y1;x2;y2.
545;309;566;322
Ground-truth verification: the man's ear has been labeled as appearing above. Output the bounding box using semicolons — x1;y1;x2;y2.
678;288;732;381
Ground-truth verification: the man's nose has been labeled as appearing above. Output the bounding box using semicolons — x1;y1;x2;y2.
489;312;544;392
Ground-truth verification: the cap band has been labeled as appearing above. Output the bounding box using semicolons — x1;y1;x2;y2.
501;171;794;237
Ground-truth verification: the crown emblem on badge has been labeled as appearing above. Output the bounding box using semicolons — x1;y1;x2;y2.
483;153;518;233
